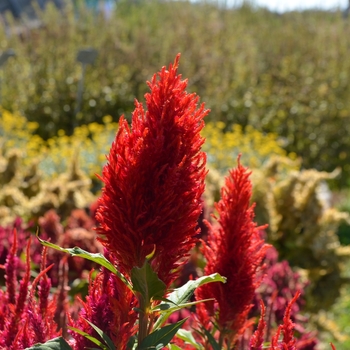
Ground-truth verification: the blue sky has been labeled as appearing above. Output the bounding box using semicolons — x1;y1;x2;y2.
252;0;348;12
201;0;349;12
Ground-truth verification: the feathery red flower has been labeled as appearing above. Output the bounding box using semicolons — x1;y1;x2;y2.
195;158;269;344
1;232;31;348
0;230;60;349
280;291;300;350
70;267;137;349
270;326;282;350
268;291;300;350
96;54;209;286
250;301;267;350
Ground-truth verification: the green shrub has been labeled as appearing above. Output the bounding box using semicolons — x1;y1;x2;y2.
2;1;350;185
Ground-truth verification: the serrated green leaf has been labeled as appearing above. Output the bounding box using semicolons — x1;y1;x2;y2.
138;318;187;350
176;329;201;349
82;318;116;350
37;233;132;291
68;326;108;350
131;260;166;305
153;273;226;329
25;337;72;350
203;328;221;350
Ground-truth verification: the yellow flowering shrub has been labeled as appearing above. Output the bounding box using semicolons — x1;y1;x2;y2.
0;110;118;180
41;115;118;178
0;108;45;161
1;110;294;181
202;121;296;173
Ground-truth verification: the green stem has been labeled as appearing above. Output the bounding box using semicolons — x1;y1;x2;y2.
147;313;155;334
137;296;149;348
218;332;225;349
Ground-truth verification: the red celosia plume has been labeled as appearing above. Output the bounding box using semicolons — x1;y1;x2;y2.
96;54;209;286
195;158;270;345
250;301;267;350
279;291;300;350
269;291;300;350
0;229;60;349
70;267;137;349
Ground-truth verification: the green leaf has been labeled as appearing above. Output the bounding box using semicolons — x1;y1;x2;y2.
68;326;108;350
176;329;201;349
153;299;213;313
126;335;137;350
25;337;72;350
167;344;182;350
82;318;116;350
145;244;156;260
167;273;226;305
138;318;187;350
131;260;166;305
158;303;171;311
153;273;226;329
203;328;221;350
37;233;132;291
150;297;178;310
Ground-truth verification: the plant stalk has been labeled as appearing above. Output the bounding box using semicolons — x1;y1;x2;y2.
137;296;149;348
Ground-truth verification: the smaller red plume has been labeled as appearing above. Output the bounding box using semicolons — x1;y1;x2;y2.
195;157;270;344
269;327;282;350
0;230;60;349
250;301;266;350
280;291;301;350
70;268;137;350
268;291;301;350
5;227;18;305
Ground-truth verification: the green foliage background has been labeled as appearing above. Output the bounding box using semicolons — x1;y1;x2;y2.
1;0;350;185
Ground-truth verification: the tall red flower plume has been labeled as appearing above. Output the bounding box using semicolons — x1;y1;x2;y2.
96;54;209;286
195;158;269;344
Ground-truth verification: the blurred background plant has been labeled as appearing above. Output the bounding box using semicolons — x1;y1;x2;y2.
202;121;296;175
0;107;291;181
0;108;118;195
1;0;350;185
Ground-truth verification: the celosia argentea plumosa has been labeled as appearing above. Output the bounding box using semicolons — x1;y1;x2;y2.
95;54;209;286
195;158;270;347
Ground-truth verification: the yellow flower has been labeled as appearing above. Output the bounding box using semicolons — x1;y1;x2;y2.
202;121;289;173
